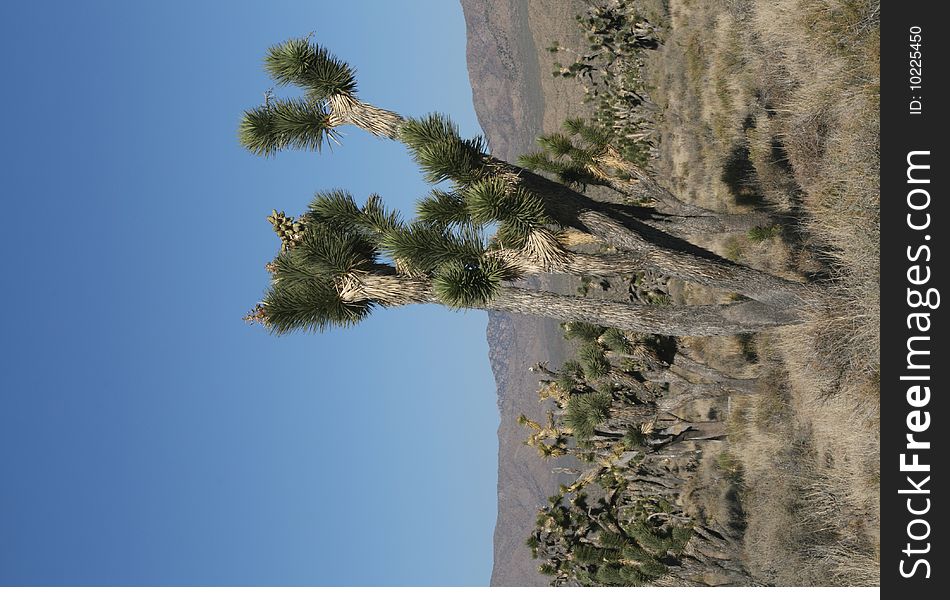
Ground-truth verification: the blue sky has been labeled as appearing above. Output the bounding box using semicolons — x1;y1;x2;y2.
0;1;500;585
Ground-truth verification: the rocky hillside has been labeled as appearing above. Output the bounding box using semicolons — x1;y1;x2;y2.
459;0;592;586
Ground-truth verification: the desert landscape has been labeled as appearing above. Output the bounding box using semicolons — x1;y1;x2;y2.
460;0;879;586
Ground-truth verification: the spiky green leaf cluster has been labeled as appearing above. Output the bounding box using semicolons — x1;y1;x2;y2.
599;328;632;353
574;544;621;565
291;222;377;278
261;276;373;335
518;152;564;175
432;255;521;308
462;177;554;252
538;132;576;157
399;114;487;185
579;343;611;379
382;222;485;274
556;359;586;393
562;117;612;149
257;218;383;334
623;425;646;449
466;178;549;234
517;118;619;187
307;190;403;242
416;189;470;228
563;321;607;342
239;99;335;156
565;391;612;438
264;37;357;100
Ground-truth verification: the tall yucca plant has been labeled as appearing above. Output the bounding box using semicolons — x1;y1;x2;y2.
240;41;808;311
249;192;802;337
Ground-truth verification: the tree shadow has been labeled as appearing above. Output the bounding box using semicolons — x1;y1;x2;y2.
721;143;765;207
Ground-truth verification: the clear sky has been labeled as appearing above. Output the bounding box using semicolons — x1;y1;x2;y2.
0;0;500;585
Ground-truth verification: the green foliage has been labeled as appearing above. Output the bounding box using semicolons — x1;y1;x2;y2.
563;117;611;148
239;99;335;156
620;544;651;563
747;224;781;242
305;191;403;241
382;222;485;274
556;360;586;393
519;116;652;190
291;222;376;278
462;177;510;224
623;425;646;449
464;179;551;249
574;544;619;565
538;132;575;157
671;525;693;552
519;136;599;187
563;321;607;343
306;189;363;228
261;275;372;335
264;37;357;100
416;190;470;228
546;3;662;163
399;114;487;185
636;557;668;580
599;328;632;353
594;565;647;586
645;292;672;305
565;391;612;438
432;255;520;308
623;521;671;554
528;325;705;587
518;151;564;175
598;530;627;550
579;343;611;379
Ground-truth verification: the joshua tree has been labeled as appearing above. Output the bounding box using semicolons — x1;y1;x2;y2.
528;434;752;586
247;192;798;337
520;118;773;234
529;481;694;586
238;38;810;311
518;413;572;459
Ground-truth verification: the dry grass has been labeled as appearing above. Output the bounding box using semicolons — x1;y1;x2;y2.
732;334;879;585
643;0;880;586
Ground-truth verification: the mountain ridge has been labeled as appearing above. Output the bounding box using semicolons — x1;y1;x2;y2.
459;0;593;585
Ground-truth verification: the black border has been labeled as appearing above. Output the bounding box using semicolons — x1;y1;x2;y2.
881;3;946;595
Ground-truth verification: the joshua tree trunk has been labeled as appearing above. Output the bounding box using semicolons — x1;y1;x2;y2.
326;95;403;139
594;157;773;234
623;206;773;238
578;209;807;309
345;274;799;336
670;354;759;394
657;528;755;587
486;286;799;337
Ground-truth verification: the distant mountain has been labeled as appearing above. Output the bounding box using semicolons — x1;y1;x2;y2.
459;0;544;161
459;0;592;586
484;306;574;587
